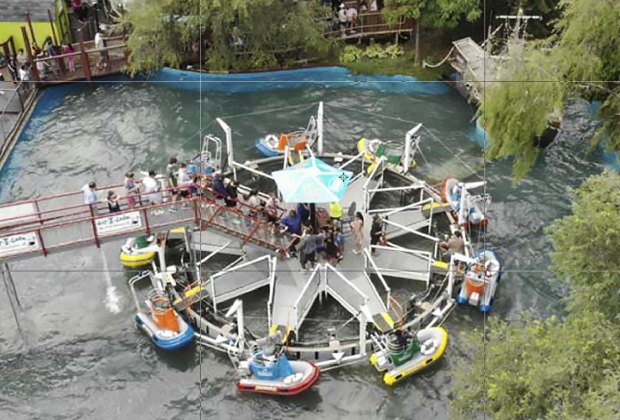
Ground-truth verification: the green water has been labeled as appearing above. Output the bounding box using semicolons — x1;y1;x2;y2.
0;79;604;419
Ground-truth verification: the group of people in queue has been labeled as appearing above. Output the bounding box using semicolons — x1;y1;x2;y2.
79;155;396;269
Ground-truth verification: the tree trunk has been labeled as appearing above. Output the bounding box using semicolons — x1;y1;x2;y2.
414;20;420;66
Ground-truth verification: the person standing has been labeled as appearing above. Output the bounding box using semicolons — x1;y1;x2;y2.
329;201;343;229
81;181;99;215
7;55;18;82
63;43;76;72
124;171;139;208
350;212;364;254
439;231;465;261
370;215;386;254
299;227;318;271
107;191;121;213
16;49;28;66
141;170;162;205
166;157;179;200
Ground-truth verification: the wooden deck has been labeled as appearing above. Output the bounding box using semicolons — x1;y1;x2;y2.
30;35;128;85
325;11;415;41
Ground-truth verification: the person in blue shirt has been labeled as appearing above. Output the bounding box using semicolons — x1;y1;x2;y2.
212;173;228;200
280;209;302;236
280;209;302;257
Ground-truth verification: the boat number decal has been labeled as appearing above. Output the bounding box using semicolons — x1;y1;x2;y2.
95;211;142;235
0;232;39;256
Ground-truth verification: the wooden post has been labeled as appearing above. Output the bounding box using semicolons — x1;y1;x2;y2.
47;9;59;45
9;35;17;57
25;12;37;47
77;29;91;81
21;26;40;82
414;20;420;66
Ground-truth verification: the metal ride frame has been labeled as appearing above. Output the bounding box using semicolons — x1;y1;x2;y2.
0;102;462;372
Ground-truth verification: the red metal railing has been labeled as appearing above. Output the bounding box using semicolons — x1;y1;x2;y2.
0;182;292;260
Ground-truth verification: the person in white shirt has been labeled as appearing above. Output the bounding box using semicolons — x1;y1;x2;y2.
36;54;49;80
94;29;108;70
141;170;162;204
81;181;99;214
338;3;348;31
347;6;358;31
370;0;378;11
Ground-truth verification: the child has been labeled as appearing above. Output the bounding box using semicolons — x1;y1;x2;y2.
107;191;121;213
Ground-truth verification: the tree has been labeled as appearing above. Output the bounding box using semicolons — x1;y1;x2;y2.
481;43;563;181
451;312;620;419
450;172;620;419
548;172;620;317
119;0;334;74
382;0;481;64
481;0;620;181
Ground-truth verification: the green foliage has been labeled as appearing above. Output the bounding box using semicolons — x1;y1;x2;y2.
481;0;620;181
451;312;620;420
451;172;620;419
339;44;404;63
339;45;364;63
548;172;620;316
122;0;335;73
382;0;480;29
481;45;564;181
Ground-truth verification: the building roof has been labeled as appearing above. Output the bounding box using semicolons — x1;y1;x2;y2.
0;0;53;22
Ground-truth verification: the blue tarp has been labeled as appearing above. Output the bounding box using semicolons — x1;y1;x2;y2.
142;66;451;95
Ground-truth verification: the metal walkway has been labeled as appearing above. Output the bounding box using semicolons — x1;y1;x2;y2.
0;184;291;262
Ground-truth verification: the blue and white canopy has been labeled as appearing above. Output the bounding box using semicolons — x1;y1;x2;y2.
271;157;353;203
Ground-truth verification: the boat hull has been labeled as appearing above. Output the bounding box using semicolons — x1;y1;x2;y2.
120;251;156;268
256;137;282;157
237;361;320;396
456;249;502;312
370;327;448;386
135;312;195;350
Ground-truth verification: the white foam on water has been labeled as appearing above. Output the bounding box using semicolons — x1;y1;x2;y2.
100;247;122;314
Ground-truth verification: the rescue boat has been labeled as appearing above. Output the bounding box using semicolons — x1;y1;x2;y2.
135;289;195;350
120;235;156;268
357;137;414;173
456;249;502;312
370;327;448;386
256;130;308;157
237;351;320;396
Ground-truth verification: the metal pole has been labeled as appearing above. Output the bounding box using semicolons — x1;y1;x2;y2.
2;264;22;332
317;102;324;155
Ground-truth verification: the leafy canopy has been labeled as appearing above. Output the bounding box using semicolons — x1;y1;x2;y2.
548;172;620;317
120;0;334;74
382;0;480;28
451;312;620;420
451;172;620;419
482;0;620;181
481;44;563;181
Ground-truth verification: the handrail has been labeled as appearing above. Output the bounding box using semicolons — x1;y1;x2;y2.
324;263;369;303
362;248;391;311
267;256;277;327
292;265;321;327
382;196;433;217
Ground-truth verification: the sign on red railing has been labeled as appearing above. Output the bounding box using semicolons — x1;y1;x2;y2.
0;232;40;257
95;211;143;236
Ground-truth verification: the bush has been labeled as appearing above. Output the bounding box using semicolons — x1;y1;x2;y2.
339;45;364;63
339;44;405;63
